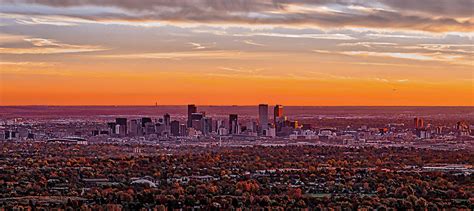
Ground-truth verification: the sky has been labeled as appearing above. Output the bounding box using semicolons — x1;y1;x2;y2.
0;0;473;106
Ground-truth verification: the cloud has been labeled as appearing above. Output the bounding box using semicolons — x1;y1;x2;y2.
242;39;265;46
0;33;27;43
24;38;61;47
0;61;56;67
188;42;216;50
218;66;265;74
381;0;474;17
235;32;356;40
188;42;206;50
338;42;398;48
98;50;272;60
342;51;439;61
1;0;472;32
0;37;108;54
15;16;78;26
313;47;473;67
0;61;58;74
192;28;356;40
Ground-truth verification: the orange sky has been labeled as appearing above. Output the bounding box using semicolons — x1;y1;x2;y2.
0;0;473;105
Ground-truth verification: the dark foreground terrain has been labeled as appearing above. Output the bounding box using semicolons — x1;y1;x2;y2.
1;142;472;210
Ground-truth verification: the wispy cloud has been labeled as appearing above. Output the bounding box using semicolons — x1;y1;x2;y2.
234;32;356;40
338;42;398;48
0;37;108;54
98;50;274;60
0;61;58;73
0;61;56;67
15;17;78;26
188;42;206;50
24;38;62;47
242;40;265;47
0;33;27;43
342;51;434;61
188;42;216;50
218;66;265;74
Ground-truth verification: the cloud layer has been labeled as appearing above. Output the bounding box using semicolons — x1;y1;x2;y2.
1;0;473;32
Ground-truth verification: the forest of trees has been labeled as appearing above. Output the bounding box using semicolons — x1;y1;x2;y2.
0;142;473;210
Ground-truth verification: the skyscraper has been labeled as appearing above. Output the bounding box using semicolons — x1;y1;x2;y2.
201;117;213;135
229;114;238;134
187;104;197;127
141;117;152;127
414;117;424;129
274;104;283;126
170;120;180;136
259;104;269;133
129;119;142;136
116;118;127;136
163;113;171;126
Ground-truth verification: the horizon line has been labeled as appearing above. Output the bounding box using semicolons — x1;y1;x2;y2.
0;104;473;107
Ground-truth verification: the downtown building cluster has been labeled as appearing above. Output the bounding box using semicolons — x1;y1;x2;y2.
1;107;472;150
104;104;303;139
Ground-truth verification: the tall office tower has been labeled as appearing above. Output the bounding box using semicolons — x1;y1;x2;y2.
201;117;212;135
187;104;197;127
116;118;127;135
414;117;424;129
229;114;238;134
179;124;187;136
259;104;269;133
414;117;425;130
274;104;283;130
211;119;218;132
163;113;171;126
191;112;205;131
418;118;424;129
107;122;117;134
170;120;180;136
246;122;256;132
144;122;156;135
274;104;283;122
129;119;142;136
215;120;225;132
141;117;152;127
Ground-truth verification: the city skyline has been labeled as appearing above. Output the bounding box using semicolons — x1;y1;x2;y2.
1;0;473;106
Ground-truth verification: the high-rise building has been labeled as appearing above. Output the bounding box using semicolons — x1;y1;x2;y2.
144;122;155;135
116;118;127;126
116;118;127;135
456;121;470;136
163;113;171;126
107;122;117;134
259;104;269;133
414;117;424;129
187;104;197;127
179;124;187;136
213;120;225;133
191;112;205;130
201;117;213;135
229;114;238;134
170;120;180;136
129;119;143;136
274;104;283;124
274;104;283;132
141;117;152;127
